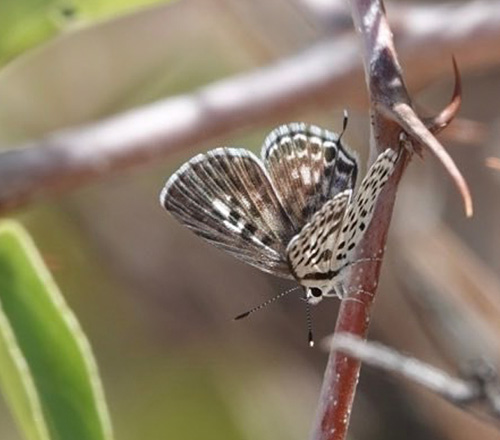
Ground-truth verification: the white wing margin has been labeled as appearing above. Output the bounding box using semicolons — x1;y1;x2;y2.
331;148;398;269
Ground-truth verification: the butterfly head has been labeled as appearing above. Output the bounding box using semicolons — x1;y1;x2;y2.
305;287;325;305
301;276;343;304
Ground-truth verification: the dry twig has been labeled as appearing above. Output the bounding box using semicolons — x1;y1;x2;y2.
329;334;500;427
0;1;498;213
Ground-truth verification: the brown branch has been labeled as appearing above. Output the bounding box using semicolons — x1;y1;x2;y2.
0;1;499;213
309;1;469;439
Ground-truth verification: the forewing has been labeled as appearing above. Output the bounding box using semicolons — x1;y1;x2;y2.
160;148;296;279
262;123;358;230
286;190;352;281
331;148;398;269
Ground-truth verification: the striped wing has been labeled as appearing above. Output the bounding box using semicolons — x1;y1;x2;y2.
331;148;398;268
160;148;296;279
262;123;358;230
286;190;352;280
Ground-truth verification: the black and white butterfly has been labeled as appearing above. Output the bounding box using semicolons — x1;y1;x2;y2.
160;118;398;308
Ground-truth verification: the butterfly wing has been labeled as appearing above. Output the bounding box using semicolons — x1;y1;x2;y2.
331;148;398;269
160;148;296;279
261;123;358;230
286;190;352;280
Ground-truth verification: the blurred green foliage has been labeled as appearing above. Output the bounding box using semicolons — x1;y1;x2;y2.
0;0;172;66
0;221;113;440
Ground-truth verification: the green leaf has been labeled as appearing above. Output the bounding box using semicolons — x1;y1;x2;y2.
0;220;113;440
0;0;172;65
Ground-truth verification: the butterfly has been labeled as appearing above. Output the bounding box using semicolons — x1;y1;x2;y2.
160;117;398;308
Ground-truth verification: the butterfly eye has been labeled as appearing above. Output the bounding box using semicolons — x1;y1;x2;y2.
310;287;322;298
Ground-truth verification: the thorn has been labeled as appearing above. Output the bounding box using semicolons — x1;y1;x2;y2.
388;102;473;218
424;56;462;134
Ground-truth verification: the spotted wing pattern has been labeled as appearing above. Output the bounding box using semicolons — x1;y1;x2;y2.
262;123;358;230
331;148;398;269
160;148;296;278
286;190;352;280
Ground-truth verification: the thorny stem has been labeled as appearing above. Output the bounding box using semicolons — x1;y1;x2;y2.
310;1;467;439
310;148;407;440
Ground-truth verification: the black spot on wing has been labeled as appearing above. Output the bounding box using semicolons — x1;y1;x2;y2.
320;249;332;261
324;146;337;163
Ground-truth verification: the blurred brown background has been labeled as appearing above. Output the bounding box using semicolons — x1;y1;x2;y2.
0;0;499;439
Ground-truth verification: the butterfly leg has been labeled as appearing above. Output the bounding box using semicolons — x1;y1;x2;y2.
335;283;364;304
325;283;374;303
357;288;375;299
337;283;365;304
324;282;345;299
399;130;419;158
342;296;364;305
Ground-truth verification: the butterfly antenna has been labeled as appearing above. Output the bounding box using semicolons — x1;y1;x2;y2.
306;302;315;348
338;109;349;146
233;286;300;321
